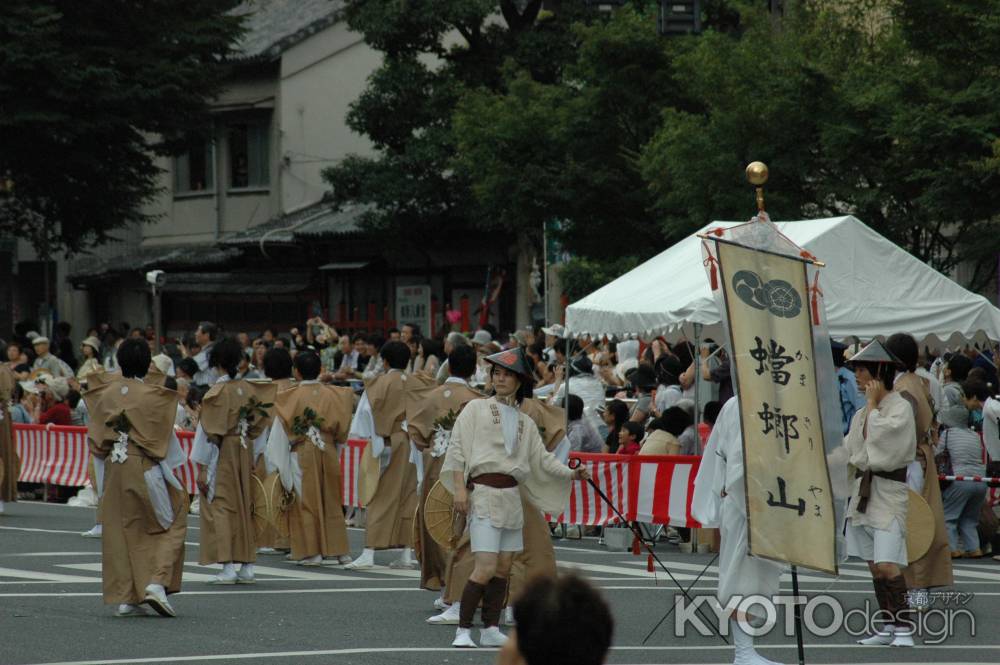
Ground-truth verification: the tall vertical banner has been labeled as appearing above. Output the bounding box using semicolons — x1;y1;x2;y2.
716;239;837;574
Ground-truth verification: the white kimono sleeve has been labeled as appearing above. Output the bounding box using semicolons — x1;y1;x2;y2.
190;422;219;502
265;418;302;496
350;391;389;472
983;397;1000;462
691;418;726;528
440;403;474;495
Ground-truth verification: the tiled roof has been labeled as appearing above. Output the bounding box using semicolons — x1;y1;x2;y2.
221;199;368;246
231;0;345;61
68;244;241;281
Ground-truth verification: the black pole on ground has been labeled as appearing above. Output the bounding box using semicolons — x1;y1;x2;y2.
791;566;806;665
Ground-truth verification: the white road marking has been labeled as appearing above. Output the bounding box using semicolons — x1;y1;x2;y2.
17;645;1000;665
0;566;100;583
187;563;372;581
2;552;100;557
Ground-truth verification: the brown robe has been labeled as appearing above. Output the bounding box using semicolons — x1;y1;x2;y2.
274;381;354;559
444;398;566;603
407;378;481;590
84;376;187;605
897;372;953;589
0;365;19;502
254;378;295;550
197;379;276;565
364;370;419;549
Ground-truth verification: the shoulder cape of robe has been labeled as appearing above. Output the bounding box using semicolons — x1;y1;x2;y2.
200;379;277;442
84;377;178;460
406;381;482;447
520;398;567;452
365;371;409;437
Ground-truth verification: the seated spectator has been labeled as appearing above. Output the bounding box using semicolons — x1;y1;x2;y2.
641;406;692;455
674;399;700;455
67;389;88;426
566;394;604;453
498;574;613;665
618;421;644;455
601;399;629;454
653;355;684;415
34;377;72;425
628;365;657;423
938;382;988;557
10;382;34;424
699;400;722;446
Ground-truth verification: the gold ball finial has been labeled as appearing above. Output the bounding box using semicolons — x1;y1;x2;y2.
746;161;769;186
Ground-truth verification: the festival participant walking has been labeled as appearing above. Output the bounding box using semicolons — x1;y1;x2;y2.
844;340;917;647
345;341;421;569
885;333;953;605
0;364;17;514
693;397;785;665
406;345;481;599
265;350;354;566
254;347;295;554
440;347;587;648
191;337;277;585
84;339;188;617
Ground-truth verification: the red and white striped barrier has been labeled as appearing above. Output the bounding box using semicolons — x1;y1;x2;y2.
12;425;701;525
548;453;701;528
938;475;1000;484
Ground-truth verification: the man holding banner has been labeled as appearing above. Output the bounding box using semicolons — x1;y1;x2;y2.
695;214;839;665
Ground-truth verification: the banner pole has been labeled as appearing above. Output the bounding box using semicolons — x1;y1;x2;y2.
791;565;806;665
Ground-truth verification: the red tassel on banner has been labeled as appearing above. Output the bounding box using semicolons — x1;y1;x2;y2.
647;554;655;572
809;272;823;325
631;535;641;556
702;241;719;291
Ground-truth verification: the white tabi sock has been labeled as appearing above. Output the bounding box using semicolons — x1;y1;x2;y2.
146;583;165;596
239;563;254;577
221;562;236;577
357;548;375;564
0;499;6;513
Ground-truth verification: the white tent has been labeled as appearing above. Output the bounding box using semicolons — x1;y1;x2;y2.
565;216;1000;346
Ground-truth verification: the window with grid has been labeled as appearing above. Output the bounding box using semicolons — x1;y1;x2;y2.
174;138;214;193
228;120;270;189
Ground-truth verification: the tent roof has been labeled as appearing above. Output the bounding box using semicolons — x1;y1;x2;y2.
565;216;1000;346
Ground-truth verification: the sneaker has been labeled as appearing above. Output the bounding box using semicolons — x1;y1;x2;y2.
82;524;103;539
479;626;508;647
857;627;895;646
116;603;147;617
965;549;983;559
208;571;238;585
427;603;460;624
142;584;176;617
451;627;477;648
434;597;451;611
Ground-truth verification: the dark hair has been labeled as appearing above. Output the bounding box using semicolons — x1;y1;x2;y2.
606;399;629;427
489;364;534;403
703;400;722;426
512;574;613;665
209;337;243;378
659;406;693;437
853;361;896;391
386;327;400;337
163;376;178;392
567;394;584;421
963;379;990;402
186;384;205;408
117;338;151;379
56;321;71;335
622;421;644;442
448;345;476;379
351;332;366;344
552;338;566;357
66;389;82;409
885;333;918;373
177;357;199;379
947;354;973;383
294;350;321;380
403;322;421;337
654;355;681;386
380;340;411;370
419;337;443;362
263;347;293;380
197;321;218;342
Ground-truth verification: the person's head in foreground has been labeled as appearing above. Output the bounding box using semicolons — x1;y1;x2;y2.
497;574;613;665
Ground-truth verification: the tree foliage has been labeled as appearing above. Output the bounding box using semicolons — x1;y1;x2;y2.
0;1;245;255
333;0;1000;295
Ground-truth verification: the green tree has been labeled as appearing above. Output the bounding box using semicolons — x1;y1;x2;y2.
641;0;1000;290
0;1;245;254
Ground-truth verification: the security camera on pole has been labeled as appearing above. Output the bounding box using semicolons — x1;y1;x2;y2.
146;270;165;353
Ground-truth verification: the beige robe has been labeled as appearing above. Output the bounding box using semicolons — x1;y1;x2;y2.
254;378;295;550
639;430;680;456
896;373;954;588
85;376;187;605
268;381;354;559
195;379;276;564
407;378;481;590
362;370;419;549
442;398;571;603
0;365;18;502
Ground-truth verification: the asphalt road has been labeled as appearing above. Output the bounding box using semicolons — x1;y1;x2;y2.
1;501;999;665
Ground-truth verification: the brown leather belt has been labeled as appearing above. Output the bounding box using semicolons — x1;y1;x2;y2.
854;467;908;514
469;473;518;489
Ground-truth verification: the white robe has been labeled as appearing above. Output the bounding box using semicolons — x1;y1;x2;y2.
691;398;784;610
